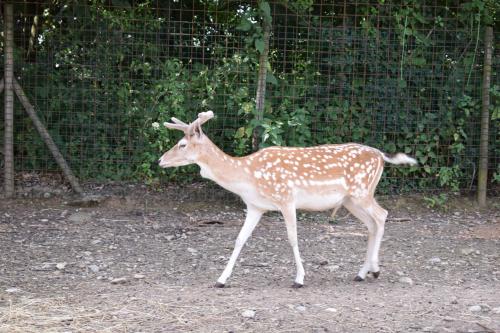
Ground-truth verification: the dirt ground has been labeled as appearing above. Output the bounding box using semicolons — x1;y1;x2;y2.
0;183;499;333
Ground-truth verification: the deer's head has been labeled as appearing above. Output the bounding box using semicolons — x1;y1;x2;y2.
158;111;214;168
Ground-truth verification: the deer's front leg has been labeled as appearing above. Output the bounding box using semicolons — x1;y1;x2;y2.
215;205;263;288
280;204;305;288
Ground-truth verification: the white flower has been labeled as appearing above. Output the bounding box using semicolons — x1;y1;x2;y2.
152;122;160;129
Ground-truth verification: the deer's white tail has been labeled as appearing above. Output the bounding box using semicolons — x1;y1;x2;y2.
382;152;417;166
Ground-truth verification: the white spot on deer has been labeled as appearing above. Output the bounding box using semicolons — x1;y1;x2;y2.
254;171;262;179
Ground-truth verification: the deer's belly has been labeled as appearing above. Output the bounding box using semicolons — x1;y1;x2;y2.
294;189;345;211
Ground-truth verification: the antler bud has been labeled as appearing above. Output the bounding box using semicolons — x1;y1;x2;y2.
164;111;215;136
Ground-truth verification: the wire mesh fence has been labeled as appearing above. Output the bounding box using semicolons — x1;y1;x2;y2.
1;0;499;195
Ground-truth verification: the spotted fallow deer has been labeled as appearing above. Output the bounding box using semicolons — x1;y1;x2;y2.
159;111;417;288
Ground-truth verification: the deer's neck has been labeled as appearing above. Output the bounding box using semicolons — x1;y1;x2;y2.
196;140;248;188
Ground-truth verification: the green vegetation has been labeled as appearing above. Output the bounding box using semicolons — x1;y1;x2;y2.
1;0;498;192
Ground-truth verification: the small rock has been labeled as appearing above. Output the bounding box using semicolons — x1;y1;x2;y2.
110;277;128;285
492;307;500;314
39;263;53;270
43;192;51;199
56;262;67;270
5;287;20;293
187;247;198;255
68;212;93;223
325;308;338;313
461;248;474;256
134;274;145;279
398;277;413;285
165;235;175;241
296;305;307;312
422;326;435;332
88;265;99;273
241;309;255;318
326;265;340;272
428;257;441;265
469;305;482;312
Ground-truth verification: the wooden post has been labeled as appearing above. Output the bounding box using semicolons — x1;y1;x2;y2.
252;17;271;151
477;26;493;207
3;3;15;198
13;79;84;195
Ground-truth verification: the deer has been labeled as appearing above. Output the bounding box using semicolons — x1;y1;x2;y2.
158;111;417;288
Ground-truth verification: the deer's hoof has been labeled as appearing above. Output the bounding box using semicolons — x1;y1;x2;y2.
214;282;225;288
371;271;380;279
354;275;364;282
292;282;304;288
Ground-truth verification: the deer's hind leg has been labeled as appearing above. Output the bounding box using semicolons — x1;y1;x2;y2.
343;197;387;281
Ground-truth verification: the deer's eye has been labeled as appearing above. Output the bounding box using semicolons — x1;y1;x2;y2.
179;143;187;149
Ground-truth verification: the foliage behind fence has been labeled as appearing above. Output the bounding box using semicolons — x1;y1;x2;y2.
1;0;499;193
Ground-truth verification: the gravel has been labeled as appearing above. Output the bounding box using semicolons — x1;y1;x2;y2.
1;187;499;333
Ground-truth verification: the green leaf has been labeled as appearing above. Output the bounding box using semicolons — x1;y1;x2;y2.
235;127;245;139
236;19;252;32
266;72;278;85
255;38;265;53
398;79;407;89
259;1;272;23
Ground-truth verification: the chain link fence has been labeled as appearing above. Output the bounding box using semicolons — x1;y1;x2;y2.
1;0;499;195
